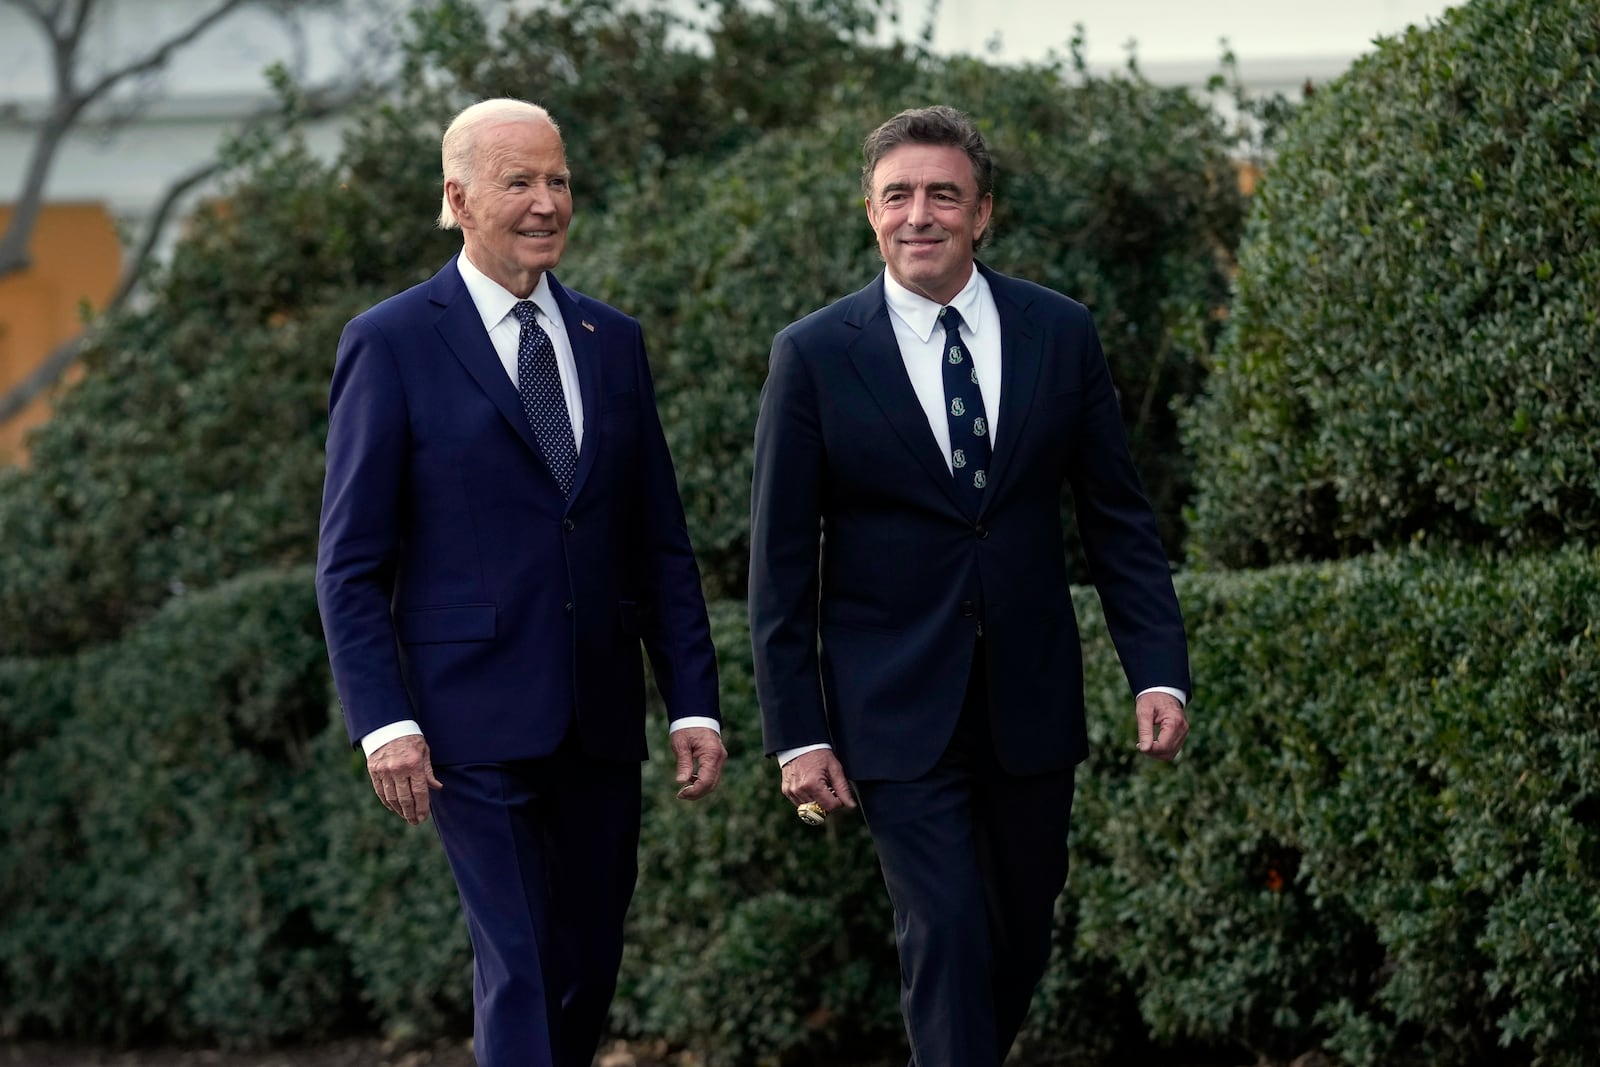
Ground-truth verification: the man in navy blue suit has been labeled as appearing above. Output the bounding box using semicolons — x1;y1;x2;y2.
749;105;1191;1066
316;98;724;1067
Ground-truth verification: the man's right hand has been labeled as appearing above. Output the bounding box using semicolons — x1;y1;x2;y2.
781;748;857;816
367;735;443;825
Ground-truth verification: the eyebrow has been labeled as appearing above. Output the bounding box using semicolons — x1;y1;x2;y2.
501;168;571;182
880;179;964;196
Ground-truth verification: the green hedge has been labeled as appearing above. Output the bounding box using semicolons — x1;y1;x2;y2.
0;568;352;1046
1184;0;1600;568
1075;545;1600;1067
4;549;1596;1063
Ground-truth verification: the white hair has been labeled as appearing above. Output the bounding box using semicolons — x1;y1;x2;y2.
437;98;562;229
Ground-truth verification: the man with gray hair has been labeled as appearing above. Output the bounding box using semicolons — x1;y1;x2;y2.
316;98;725;1067
750;105;1190;1065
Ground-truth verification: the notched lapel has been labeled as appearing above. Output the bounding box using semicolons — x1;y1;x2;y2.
551;277;602;503
982;275;1044;511
429;266;545;459
843;284;970;516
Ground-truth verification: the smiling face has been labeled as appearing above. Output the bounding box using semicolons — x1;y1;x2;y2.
864;142;992;306
446;118;572;297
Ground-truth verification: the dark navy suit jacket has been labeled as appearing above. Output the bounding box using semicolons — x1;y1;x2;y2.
749;265;1188;782
316;257;718;765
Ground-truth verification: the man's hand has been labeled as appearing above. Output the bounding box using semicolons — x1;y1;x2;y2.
781;749;857;815
367;735;443;825
1135;691;1189;761
671;726;727;800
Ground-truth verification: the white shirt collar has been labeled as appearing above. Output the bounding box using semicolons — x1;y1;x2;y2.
455;252;563;334
882;265;987;343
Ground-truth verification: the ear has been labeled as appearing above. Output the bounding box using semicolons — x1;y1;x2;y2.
445;179;472;228
864;195;878;228
973;192;993;241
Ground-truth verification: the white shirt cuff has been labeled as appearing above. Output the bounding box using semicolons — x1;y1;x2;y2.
776;742;832;766
1137;686;1188;707
668;716;721;735
360;720;423;757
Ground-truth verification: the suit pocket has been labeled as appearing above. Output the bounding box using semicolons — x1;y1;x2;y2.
396;603;497;644
602;387;640;413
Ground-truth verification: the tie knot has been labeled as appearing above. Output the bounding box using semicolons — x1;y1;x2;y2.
512;300;538;326
940;305;964;334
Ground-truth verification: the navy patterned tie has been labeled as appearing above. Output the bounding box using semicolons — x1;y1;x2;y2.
939;305;990;514
512;300;578;497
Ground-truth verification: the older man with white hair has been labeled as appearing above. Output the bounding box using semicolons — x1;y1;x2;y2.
316;98;725;1067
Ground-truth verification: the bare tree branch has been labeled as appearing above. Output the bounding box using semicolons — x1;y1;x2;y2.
0;0;264;279
0;156;219;425
6;0;53;32
0;331;87;426
81;0;255;102
0;0;410;428
0;80;366;426
62;0;93;55
111;163;223;309
0;102;79;276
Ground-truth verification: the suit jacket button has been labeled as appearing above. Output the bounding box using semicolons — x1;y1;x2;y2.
975;524;989;539
563;518;575;532
960;601;976;617
564;602;573;614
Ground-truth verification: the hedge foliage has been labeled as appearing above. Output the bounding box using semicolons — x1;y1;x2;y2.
4;550;1596;1065
1081;545;1600;1067
6;0;1594;1062
1184;0;1600;568
0;568;353;1046
0;0;1242;655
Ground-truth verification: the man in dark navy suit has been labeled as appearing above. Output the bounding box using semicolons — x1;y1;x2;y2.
749;105;1190;1066
316;98;724;1067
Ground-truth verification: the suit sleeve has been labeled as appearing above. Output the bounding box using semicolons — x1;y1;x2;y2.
1066;312;1192;699
749;329;831;755
629;323;721;724
315;316;417;746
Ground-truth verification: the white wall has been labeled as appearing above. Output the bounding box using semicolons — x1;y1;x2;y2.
0;0;399;230
919;0;1459;67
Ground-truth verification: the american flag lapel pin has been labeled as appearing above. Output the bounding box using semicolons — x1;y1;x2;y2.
581;320;596;332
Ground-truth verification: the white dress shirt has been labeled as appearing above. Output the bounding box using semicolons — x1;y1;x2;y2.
456;251;586;452
882;267;1003;468
775;266;1182;766
360;254;717;756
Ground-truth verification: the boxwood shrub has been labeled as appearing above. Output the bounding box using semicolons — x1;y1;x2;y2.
1184;0;1600;568
3;549;1595;1065
1076;545;1600;1066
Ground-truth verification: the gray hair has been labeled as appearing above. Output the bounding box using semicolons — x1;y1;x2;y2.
437;98;562;229
860;105;994;201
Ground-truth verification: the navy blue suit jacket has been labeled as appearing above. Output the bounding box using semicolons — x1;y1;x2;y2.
316;257;718;766
749;265;1188;782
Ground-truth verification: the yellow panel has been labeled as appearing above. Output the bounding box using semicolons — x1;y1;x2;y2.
0;202;123;465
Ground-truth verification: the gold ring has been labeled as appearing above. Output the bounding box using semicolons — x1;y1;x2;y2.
796;801;826;826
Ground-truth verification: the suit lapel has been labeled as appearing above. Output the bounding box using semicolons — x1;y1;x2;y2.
843;278;970;516
428;258;545;458
981;265;1043;517
549;274;602;503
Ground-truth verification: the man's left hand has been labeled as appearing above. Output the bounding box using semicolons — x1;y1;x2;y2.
670;726;726;800
1135;691;1188;761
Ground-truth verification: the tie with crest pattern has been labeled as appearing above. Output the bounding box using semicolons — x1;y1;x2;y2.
939;304;990;514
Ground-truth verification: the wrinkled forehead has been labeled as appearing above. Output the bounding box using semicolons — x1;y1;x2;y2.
868;142;980;197
475;120;569;178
